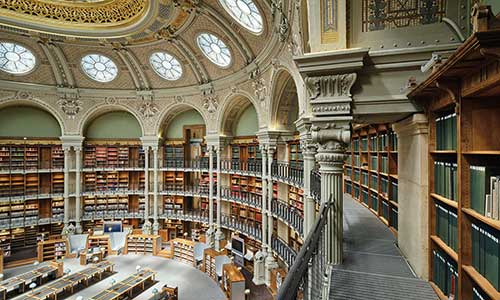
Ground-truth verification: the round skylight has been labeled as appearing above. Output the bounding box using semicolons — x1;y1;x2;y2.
149;52;183;81
0;42;36;75
197;33;232;67
80;54;118;82
219;0;263;34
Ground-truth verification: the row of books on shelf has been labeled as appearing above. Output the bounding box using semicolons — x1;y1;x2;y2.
351;132;397;152
435;112;457;151
471;222;500;290
84;146;144;168
470;165;500;219
432;248;458;299
0;145;64;170
434;162;458;201
435;203;458;252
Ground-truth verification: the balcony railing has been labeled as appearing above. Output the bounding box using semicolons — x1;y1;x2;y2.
271;161;304;186
277;197;333;300
271;200;303;236
220;159;262;174
310;169;321;204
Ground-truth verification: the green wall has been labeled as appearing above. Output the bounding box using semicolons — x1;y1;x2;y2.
486;0;500;14
234;104;258;136
165;110;204;139
86;111;142;139
0;106;61;138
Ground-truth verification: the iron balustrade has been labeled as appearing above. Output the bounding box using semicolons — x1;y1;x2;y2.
271;236;297;267
220;159;262;174
277;197;333;300
271;161;304;186
310;169;321;204
162;158;214;169
271;200;304;236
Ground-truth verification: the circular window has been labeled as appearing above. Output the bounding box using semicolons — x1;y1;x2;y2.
149;52;183;81
0;42;36;75
197;33;232;67
80;54;118;82
219;0;263;34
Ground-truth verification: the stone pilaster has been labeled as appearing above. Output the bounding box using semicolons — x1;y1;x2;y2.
306;73;357;265
74;145;82;233
141;136;160;229
215;145;225;251
253;144;267;285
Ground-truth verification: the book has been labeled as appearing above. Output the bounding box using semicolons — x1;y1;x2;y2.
470;166;500;216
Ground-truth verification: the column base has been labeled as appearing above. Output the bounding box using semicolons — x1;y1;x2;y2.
252;249;267;285
214;229;225;251
265;254;279;286
75;223;82;234
152;220;159;235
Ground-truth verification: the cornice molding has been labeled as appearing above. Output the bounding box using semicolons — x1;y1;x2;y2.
294;48;369;76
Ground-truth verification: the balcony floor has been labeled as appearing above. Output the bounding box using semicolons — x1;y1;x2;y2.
329;194;438;300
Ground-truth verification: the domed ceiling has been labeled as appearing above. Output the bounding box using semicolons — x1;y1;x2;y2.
0;0;279;90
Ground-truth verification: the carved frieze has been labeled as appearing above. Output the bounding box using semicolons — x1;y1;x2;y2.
57;89;82;119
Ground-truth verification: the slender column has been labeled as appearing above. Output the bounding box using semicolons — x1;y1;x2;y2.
302;141;317;235
215;146;224;251
62;146;70;230
75;146;82;233
253;145;267;285
265;146;278;286
144;146;150;221
207;145;215;247
314;137;349;265
152;146;159;234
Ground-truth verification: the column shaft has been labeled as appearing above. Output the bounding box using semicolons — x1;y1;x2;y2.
209;147;214;231
267;148;274;252
144;147;149;220
302;145;316;235
63;147;70;227
153;147;159;229
75;148;82;232
261;147;268;248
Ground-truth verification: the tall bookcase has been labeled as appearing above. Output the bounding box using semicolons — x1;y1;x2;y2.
344;124;399;233
408;11;500;300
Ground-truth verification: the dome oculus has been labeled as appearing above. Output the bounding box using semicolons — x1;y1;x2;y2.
197;33;232;67
219;0;263;33
81;54;118;82
150;52;183;81
0;42;36;75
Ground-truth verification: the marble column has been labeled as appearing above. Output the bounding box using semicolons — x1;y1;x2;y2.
215;146;225;251
313;128;350;265
144;146;150;222
253;145;267;285
62;145;70;230
207;145;215;247
152;146;159;234
75;146;82;233
302;141;317;235
265;146;278;286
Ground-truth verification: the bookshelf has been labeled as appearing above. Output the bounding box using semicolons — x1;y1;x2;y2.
407;11;500;299
344;124;399;233
203;248;226;280
37;238;68;262
83;143;143;169
221;263;245;300
171;238;195;266
87;235;111;256
0;143;63;170
124;234;161;255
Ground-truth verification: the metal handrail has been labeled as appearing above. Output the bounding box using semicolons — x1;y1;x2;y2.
277;195;333;300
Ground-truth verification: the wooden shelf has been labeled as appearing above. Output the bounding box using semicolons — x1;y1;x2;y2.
462;150;500;155
429;281;449;300
462;208;500;231
430;235;458;262
430;193;458;209
430;150;457;155
463;265;500;300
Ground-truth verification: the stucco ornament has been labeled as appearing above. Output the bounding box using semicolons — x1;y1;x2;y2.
250;68;267;103
138;100;159;118
58;93;82;119
202;87;218;113
105;97;118;105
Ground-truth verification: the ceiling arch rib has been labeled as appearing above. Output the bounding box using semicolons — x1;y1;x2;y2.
37;41;64;87
114;48;142;89
172;38;210;84
49;43;76;88
201;4;254;63
121;47;151;90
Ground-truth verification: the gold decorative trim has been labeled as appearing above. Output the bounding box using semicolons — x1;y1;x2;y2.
0;0;147;27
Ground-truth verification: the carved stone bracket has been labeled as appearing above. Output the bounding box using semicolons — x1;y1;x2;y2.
250;68;267;103
305;73;357;101
57;88;82;119
201;86;218;114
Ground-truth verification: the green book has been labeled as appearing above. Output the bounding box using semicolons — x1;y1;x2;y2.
449;210;458;252
472;223;480;270
451;113;457;150
479;226;486;275
484;228;499;290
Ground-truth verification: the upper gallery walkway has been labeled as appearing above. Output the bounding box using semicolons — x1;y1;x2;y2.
329;194;438;300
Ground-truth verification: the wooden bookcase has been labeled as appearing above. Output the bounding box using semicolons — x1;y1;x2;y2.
170;238;195;266
124;234;161;255
344;124;399;233
221;263;245;300
87;235;112;256
203;248;227;280
37;238;68;262
407;8;500;299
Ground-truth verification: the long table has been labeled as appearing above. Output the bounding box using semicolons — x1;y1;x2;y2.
15;261;114;300
0;261;62;300
89;268;156;300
